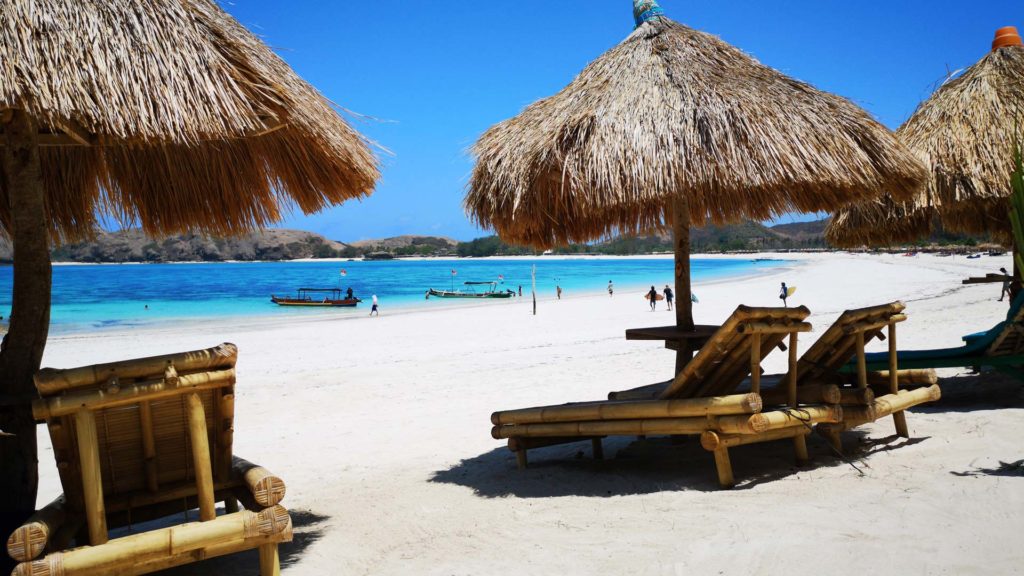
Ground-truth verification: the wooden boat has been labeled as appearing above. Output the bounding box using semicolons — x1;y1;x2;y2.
427;281;515;299
271;288;361;307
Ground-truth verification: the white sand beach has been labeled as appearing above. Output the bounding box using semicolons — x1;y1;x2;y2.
36;253;1024;575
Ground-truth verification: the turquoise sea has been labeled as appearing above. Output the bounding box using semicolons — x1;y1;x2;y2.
0;258;787;334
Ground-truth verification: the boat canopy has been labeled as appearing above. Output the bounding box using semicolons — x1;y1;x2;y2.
463;281;498;286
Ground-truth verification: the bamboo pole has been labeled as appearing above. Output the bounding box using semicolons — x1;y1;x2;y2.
139;401;159;493
749;334;762;394
755;405;843;432
673;195;694;376
493;416;711;439
712;448;734;488
491;393;762;425
840;315;907;334
515;449;528;470
12;506;292;576
74;409;107;545
862;369;937;386
6;496;66;562
760;384;841;406
217;392;235;483
34;343;239;395
838;388;875;405
34;369;236;420
716;413;770;435
855;332;868;389
737;321;813;334
840;385;941;427
700;426;812;451
888;322;910;438
787;332;798;406
591;438;604;460
185;393;216;522
232;457;286;508
259;543;281;576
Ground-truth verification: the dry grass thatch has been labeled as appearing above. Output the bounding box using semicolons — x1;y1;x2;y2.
0;0;380;241
466;16;926;248
825;198;935;248
828;40;1024;247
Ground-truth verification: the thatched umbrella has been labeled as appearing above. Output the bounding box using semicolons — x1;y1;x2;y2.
827;27;1024;248
0;0;378;536
467;1;926;370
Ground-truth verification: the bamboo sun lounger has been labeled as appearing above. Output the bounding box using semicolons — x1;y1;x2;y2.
855;291;1024;378
6;343;292;576
492;306;825;488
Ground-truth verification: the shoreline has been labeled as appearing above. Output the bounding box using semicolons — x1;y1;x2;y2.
43;255;803;340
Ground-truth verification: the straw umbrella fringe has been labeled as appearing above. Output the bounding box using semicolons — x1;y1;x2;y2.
467;2;926;359
827;29;1024;247
0;0;379;539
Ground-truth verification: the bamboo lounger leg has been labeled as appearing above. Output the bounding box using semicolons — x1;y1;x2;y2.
74;409;108;545
713;448;734;488
515;449;528;470
888;323;910;438
186;393;217;521
786;332;808;464
260;543;281;576
592;438;604;460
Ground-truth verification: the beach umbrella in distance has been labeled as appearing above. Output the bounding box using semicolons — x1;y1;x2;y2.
827;27;1024;249
466;0;926;372
0;0;379;536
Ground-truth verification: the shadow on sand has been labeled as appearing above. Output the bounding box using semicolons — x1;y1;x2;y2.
153;508;329;575
429;429;916;498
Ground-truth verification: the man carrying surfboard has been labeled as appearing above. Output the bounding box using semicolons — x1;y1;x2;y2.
647;285;659;311
779;282;789;307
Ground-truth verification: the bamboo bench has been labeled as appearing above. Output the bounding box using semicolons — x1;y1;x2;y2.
492;306;834;488
7;343;292;576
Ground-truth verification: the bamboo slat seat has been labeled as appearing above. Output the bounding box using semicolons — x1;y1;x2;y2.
7;343;291;576
491;306;826;487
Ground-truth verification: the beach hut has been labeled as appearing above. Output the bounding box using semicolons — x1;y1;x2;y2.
827;27;1024;248
466;1;926;372
0;0;379;543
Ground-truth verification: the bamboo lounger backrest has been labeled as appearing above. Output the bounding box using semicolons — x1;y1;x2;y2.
796;302;906;385
31;343;239;545
659;306;812;400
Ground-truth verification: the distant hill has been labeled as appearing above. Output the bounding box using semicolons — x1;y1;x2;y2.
43;229;355;263
350;235;458;256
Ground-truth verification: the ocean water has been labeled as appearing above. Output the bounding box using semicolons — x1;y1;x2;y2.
0;258;787;334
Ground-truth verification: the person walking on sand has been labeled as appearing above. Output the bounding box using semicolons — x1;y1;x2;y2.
369;294;379;317
556;285;563;300
518;285;523;297
779;282;789;307
999;267;1012;302
647;285;658;311
608;280;614;297
663;284;674;311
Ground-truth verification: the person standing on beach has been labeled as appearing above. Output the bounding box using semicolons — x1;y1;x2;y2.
663;284;674;311
608;280;614;297
556;285;563;300
647;285;658;311
999;267;1012;302
779;282;789;307
370;294;379;317
518;285;523;297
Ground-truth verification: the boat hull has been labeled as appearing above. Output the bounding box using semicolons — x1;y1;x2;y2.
427;289;514;299
271;296;361;307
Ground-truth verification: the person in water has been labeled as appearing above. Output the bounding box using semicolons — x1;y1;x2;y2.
370;294;379;317
648;285;658;311
663;284;674;311
556;286;562;300
608;280;614;297
779;282;789;307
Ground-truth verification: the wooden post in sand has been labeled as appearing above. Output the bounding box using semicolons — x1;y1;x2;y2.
673;196;694;375
787;332;808;463
531;264;537;316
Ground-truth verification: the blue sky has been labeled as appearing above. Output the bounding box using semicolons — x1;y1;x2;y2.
221;0;1020;242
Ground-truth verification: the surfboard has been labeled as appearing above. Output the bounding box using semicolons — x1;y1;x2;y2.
644;293;665;301
786;286;797;297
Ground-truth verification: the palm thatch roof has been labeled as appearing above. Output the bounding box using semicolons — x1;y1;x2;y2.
827;29;1024;248
0;0;379;242
466;14;926;248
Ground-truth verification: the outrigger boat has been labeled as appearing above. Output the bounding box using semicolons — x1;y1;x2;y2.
271;288;361;307
427;281;515;299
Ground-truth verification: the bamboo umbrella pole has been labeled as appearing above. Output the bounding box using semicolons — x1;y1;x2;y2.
139;401;159;493
673;196;694;375
888;322;910;438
